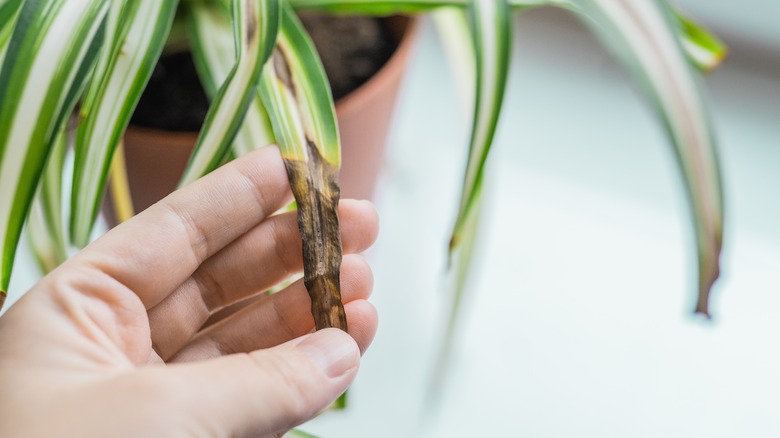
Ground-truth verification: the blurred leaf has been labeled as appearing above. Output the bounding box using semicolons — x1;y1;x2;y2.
573;0;724;315
70;0;177;246
179;0;280;185
449;0;511;254
189;1;275;157
27;128;68;274
0;0;109;306
671;6;728;72
0;0;23;63
108;140;136;223
284;429;319;438
432;0;511;391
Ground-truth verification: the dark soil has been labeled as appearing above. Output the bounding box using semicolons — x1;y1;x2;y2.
131;15;398;132
130;51;209;131
298;14;395;101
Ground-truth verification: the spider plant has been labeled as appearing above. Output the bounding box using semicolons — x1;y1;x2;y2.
0;0;725;403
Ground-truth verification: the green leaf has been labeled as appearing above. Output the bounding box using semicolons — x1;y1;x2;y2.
0;0;109;304
0;0;23;63
261;6;340;165
189;1;275;158
671;7;728;72
573;0;724;316
179;0;281;185
27;127;68;274
70;0;178;247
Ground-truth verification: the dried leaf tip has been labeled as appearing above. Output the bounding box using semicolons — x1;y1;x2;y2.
284;141;346;331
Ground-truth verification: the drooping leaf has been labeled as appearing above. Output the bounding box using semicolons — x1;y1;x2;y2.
505;0;728;73
179;0;281;185
189;1;275;158
434;0;512;390
70;0;178;247
259;4;345;330
449;0;511;253
0;0;109;308
573;0;724;315
432;7;475;109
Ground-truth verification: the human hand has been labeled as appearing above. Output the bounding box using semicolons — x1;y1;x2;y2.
0;146;379;437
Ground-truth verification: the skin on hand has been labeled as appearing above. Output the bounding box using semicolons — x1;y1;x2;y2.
0;146;379;438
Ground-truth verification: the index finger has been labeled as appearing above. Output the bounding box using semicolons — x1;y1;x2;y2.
71;146;293;309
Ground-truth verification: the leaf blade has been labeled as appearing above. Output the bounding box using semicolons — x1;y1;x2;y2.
449;0;512;252
179;0;281;185
259;5;345;330
188;1;275;158
70;0;178;246
573;0;724;315
27;127;68;274
0;0;109;302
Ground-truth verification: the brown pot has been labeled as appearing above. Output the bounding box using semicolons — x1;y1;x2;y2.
106;16;417;225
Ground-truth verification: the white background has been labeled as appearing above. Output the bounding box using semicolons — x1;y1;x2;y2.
307;5;780;437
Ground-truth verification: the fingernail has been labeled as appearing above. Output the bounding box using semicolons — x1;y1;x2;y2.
297;329;358;378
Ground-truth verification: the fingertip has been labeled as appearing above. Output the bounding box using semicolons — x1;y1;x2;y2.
344;300;378;356
341;254;374;300
295;328;360;379
339;199;379;252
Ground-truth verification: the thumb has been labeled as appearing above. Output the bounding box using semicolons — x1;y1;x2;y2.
161;328;360;437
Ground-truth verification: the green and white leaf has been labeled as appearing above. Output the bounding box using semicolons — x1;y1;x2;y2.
0;0;23;63
260;5;346;332
432;7;475;108
506;0;728;72
189;1;275;158
259;5;340;165
179;0;280;185
573;0;723;315
0;0;109;302
433;0;511;385
27;128;68;274
670;6;727;72
449;0;511;252
70;0;178;247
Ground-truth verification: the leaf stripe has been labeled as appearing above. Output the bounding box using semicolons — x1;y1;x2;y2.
70;0;178;247
189;2;275;158
574;0;723;315
450;0;511;250
0;0;109;295
179;0;280;185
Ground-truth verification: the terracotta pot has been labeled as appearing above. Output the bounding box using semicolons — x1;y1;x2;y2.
106;16;417;225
